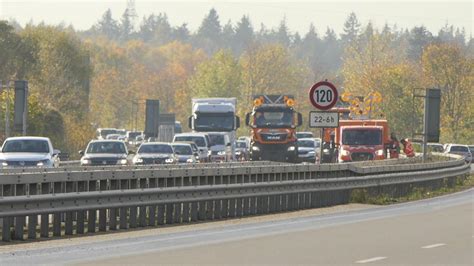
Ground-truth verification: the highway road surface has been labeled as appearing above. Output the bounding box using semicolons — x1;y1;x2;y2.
0;188;472;265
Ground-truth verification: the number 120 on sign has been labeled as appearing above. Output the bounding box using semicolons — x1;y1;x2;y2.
309;111;339;128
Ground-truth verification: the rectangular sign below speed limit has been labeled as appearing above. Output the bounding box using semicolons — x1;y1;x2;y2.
309;111;339;128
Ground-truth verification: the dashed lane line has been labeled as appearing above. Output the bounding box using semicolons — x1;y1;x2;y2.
355;257;387;263
421;243;446;249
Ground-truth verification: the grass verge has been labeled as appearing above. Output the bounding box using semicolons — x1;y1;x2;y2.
350;174;473;205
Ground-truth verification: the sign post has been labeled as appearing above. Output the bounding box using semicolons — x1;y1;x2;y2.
309;81;339;164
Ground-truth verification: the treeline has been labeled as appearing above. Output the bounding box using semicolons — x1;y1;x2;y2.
1;7;473;157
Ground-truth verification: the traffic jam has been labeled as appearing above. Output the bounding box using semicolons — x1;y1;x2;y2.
1;81;472;168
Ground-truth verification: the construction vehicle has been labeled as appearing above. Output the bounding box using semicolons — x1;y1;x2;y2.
245;95;302;162
188;98;240;160
321;91;397;163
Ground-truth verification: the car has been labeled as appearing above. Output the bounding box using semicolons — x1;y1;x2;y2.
173;133;211;162
207;132;232;162
444;144;472;163
235;140;250;161
297;138;319;163
126;131;143;144
296;132;314;139
79;140;131;166
171;143;199;163
96;128;118;140
0;136;60;168
106;134;121;140
427;143;444;153
132;142;176;165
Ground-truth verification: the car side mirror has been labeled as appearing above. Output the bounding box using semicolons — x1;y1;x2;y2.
235;116;240;129
226;142;231;147
53;149;60;156
78;150;84;156
297;113;303;127
245;113;250;126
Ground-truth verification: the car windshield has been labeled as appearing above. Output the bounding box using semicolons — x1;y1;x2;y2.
254;110;293;128
86;142;126;154
138;144;173;154
236;141;246;148
342;130;382;145
450;146;468;152
297;133;313;138
99;129;117;138
208;134;225;146
428;144;444;152
298;140;315;148
174;136;206;147
2;139;50;153
172;145;192;155
194;114;234;131
128;132;142;139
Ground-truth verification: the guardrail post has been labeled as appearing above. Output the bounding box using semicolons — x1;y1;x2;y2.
109;180;118;230
53;213;61;237
99;181;107;232
119;207;128;229
88;181;97;233
129;207;138;228
40;183;50;238
2;217;12;242
157;204;165;225
28;184;38;240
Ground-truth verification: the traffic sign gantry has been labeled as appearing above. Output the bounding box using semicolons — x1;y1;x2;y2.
309;81;339;110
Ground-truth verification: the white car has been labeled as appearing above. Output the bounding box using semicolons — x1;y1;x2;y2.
0;136;60;168
297;138;319;163
173;133;211;162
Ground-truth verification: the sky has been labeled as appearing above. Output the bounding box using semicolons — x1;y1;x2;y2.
0;0;472;36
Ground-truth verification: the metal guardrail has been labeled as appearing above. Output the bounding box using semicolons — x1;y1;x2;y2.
0;155;469;242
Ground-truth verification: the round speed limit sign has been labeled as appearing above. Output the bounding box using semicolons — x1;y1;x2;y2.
309;81;339;110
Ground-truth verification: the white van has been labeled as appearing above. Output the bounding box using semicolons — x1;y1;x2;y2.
173;133;210;162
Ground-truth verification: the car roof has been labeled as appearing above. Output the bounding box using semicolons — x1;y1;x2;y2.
4;136;50;141
171;142;192;146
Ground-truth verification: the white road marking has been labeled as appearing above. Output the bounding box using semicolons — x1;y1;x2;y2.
355;257;387;263
422;243;446;249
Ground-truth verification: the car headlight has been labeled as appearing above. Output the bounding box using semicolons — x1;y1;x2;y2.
323;149;330;154
165;158;174;163
252;146;260;151
186;158;194;163
134;157;143;164
341;150;350;156
119;159;128;165
37;159;50;167
287;146;296;151
236;151;242;155
217;151;226;156
308;151;315;155
81;158;91;165
0;160;8;167
207;150;212;156
376;149;384;156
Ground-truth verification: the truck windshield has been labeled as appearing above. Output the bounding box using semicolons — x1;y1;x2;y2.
2;139;50;153
195;113;234;131
342;130;382;145
254;111;293;128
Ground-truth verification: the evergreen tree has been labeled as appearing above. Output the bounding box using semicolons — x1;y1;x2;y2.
95;9;119;40
234;15;254;55
195;8;222;53
407;26;433;61
221;20;235;50
276;17;290;47
172;23;190;43
341;12;360;45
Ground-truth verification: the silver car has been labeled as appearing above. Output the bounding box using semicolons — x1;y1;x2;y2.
80;140;130;166
0;136;60;168
132;142;176;165
297;138;319;163
171;143;198;163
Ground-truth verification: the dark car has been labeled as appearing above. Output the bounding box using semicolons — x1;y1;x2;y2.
80;140;130;166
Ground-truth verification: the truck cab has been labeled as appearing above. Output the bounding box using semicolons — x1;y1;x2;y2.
245;95;302;162
338;125;386;162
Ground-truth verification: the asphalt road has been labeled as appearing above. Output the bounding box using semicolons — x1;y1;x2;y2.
0;188;471;265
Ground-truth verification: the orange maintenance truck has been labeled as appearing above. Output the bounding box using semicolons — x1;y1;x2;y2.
245;95;303;162
323;119;392;162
